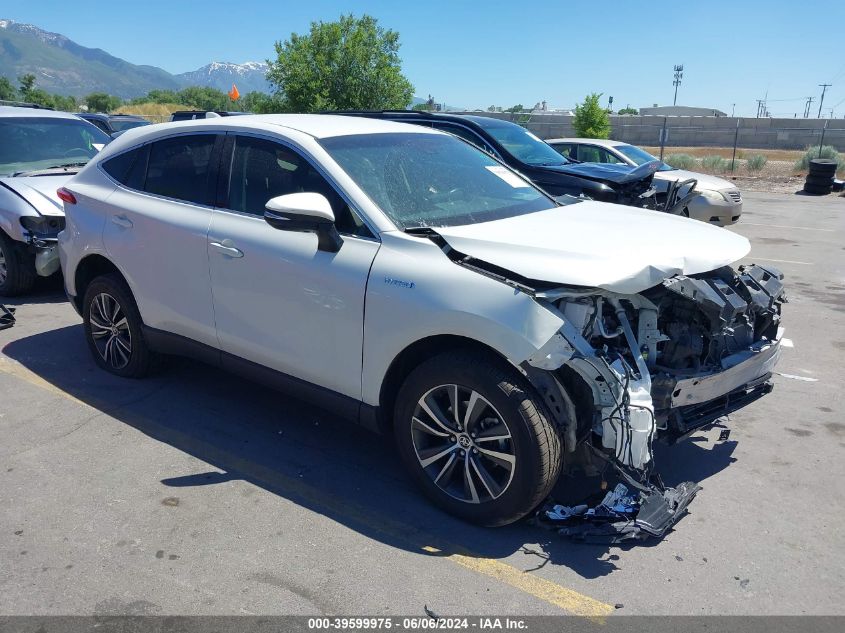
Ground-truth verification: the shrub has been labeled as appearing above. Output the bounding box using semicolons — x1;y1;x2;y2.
701;155;727;172
794;145;844;171
746;154;768;171
727;158;743;172
572;93;611;138
664;153;696;170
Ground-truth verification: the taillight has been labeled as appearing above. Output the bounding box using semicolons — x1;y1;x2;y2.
57;188;77;204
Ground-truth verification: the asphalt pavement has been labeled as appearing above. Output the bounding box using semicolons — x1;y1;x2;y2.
1;190;843;616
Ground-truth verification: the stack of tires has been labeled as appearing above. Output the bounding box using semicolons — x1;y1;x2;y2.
803;159;838;195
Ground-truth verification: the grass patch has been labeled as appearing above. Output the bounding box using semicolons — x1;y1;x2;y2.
701;155;727;172
793;145;844;172
746;154;768;171
113;102;184;122
664;153;697;170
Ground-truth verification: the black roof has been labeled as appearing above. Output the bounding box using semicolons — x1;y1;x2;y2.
0;100;54;110
330;110;519;129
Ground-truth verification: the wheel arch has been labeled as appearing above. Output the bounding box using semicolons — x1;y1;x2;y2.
72;254;129;313
377;334;514;434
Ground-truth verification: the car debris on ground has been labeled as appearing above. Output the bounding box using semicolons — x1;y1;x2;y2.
0;303;15;330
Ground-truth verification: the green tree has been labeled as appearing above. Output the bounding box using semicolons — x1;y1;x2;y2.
240;91;283;113
18;73;36;101
85;92;122;113
267;14;414;112
24;88;56;109
572;93;611;138
52;94;78;111
617;106;638;115
505;104;524;113
130;89;180;105
0;76;18;101
177;86;231;111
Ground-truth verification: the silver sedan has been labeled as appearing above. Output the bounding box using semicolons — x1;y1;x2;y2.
546;138;742;225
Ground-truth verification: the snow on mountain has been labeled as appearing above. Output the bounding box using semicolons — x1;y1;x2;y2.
175;61;271;94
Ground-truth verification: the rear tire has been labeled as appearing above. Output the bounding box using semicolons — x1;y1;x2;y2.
394;350;561;526
0;232;36;297
82;273;160;378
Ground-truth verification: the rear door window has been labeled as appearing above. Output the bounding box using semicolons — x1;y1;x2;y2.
143;135;217;204
103;145;150;190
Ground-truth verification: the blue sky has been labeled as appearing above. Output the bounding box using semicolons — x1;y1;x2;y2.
4;0;845;117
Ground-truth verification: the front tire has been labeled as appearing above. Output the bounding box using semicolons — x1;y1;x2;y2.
82;274;159;378
394;350;561;526
0;232;36;297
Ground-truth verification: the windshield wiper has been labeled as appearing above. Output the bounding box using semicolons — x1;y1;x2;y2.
12;162;88;177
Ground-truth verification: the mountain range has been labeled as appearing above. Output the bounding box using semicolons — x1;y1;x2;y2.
0;19;271;97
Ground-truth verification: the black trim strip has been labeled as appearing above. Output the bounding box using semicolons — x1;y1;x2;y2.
142;326;380;433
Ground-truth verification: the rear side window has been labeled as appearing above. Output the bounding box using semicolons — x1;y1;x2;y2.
102;145;150;190
144;135;216;204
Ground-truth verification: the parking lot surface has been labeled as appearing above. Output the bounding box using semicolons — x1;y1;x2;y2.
1;191;843;616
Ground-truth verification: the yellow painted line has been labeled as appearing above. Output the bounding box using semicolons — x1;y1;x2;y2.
422;546;614;617
0;357;91;409
0;353;611;616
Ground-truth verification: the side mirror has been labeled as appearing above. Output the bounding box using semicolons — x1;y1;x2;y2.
264;192;343;253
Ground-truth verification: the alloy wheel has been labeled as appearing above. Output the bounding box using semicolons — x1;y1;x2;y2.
411;384;516;504
89;292;132;370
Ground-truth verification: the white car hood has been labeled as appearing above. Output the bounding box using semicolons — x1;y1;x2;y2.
0;175;69;216
434;201;750;294
654;169;737;192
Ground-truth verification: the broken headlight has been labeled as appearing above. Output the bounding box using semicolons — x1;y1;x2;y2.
19;215;65;239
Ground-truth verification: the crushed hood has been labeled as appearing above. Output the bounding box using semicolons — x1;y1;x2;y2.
0;175;69;216
434;201;751;294
549;160;661;186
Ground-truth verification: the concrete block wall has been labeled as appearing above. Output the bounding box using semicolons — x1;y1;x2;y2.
458;111;845;151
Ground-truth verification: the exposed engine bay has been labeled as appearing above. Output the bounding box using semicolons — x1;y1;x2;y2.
530;263;786;474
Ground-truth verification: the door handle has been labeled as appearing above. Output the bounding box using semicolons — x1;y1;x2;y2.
111;214;133;229
209;240;244;258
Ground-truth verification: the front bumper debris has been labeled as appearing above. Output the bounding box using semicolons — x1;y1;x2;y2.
33;239;60;277
535;480;701;544
0;304;15;330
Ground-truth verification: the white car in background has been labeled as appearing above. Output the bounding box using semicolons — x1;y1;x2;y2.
0;106;111;295
58;115;783;526
546;138;743;226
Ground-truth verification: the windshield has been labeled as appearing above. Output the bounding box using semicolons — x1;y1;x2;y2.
616;144;676;172
472;119;569;166
0;117;110;176
109;118;150;132
320;133;557;229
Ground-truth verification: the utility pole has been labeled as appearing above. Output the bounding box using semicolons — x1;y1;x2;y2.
804;96;814;118
731;103;736;117
817;84;832;118
672;64;683;105
756;99;764;118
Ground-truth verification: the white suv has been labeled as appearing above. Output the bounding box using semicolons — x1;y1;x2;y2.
58;115;785;526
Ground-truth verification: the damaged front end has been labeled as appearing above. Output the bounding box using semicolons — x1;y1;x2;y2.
530;263;786;469
522;263;786;540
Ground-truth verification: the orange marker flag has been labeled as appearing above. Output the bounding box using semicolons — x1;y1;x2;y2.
228;84;240;101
